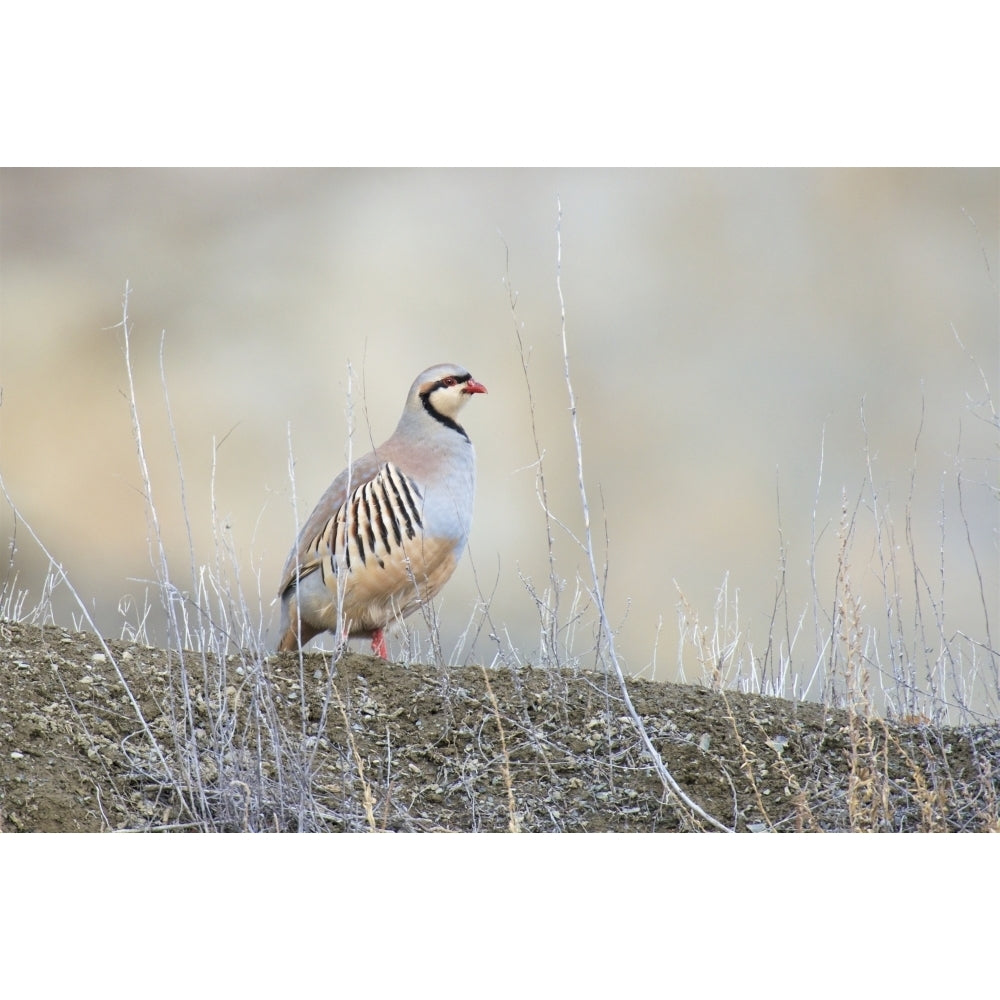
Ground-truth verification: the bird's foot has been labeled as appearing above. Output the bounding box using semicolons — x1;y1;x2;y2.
371;628;388;659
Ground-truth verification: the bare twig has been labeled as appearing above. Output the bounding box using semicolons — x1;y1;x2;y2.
550;199;731;833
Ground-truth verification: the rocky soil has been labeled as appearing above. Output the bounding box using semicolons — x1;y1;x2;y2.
2;620;998;832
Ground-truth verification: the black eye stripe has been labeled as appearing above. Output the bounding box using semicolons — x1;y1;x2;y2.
418;372;472;441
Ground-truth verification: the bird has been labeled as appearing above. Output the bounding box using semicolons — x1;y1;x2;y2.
275;362;487;657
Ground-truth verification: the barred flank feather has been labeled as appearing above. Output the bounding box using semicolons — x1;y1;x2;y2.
314;463;423;574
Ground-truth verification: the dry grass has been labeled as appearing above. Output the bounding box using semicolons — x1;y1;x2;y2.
2;225;998;833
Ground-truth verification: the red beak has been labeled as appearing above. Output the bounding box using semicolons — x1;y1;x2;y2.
464;378;488;395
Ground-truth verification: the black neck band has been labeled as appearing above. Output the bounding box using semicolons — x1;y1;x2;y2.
420;377;471;441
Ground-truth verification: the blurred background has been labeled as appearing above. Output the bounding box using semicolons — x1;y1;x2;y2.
1;170;996;692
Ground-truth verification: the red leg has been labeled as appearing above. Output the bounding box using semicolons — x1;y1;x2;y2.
371;628;388;659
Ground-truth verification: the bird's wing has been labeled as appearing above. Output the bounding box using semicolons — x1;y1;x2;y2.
277;450;389;598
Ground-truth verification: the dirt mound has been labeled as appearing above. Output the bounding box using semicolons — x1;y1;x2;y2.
1;620;997;832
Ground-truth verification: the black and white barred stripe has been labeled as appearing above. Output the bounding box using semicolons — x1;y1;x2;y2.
311;462;423;581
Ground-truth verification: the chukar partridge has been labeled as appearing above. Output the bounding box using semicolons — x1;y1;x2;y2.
276;362;487;656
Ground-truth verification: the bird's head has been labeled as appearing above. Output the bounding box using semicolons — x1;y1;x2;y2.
413;363;488;426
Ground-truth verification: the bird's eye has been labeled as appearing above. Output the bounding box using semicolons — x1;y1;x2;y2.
441;376;457;387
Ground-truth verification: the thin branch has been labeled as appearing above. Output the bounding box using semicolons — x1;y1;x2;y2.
551;198;731;833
